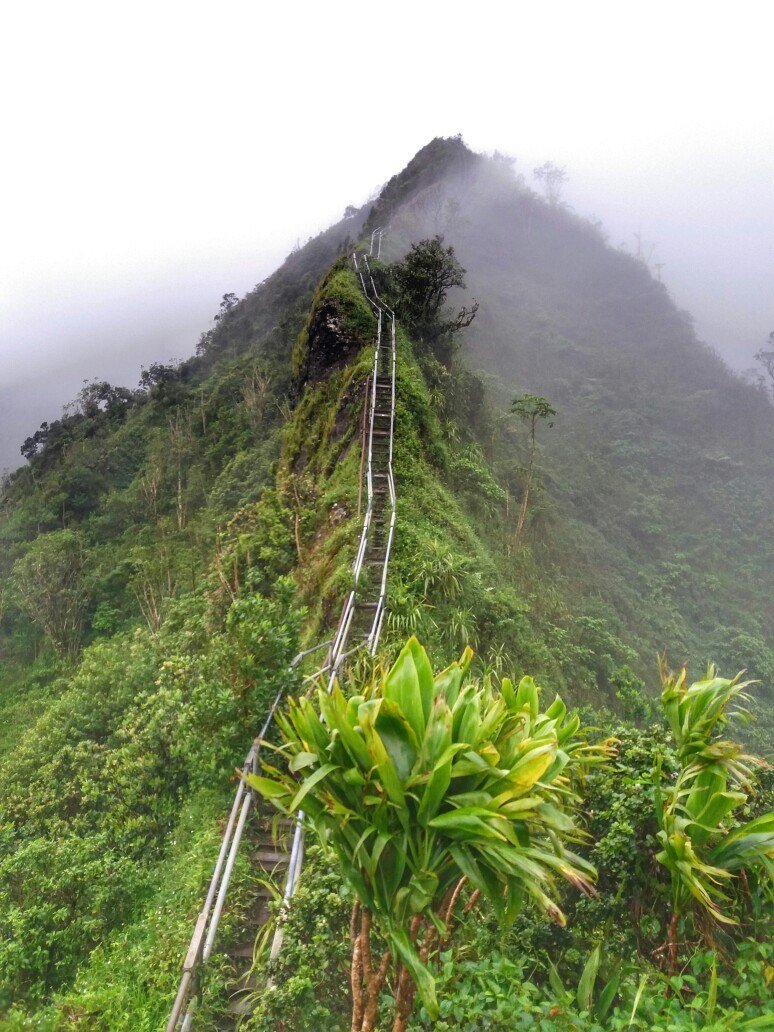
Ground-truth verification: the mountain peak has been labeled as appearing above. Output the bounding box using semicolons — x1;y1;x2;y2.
366;135;479;232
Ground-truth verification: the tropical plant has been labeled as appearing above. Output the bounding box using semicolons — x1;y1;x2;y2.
545;944;625;1024
247;636;615;1032
654;661;774;970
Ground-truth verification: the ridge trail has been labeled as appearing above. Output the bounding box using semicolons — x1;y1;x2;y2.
167;231;397;1030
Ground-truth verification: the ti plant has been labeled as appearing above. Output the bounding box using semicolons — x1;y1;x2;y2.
247;636;615;1032
655;662;774;971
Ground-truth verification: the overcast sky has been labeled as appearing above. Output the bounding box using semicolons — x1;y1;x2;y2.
1;0;772;469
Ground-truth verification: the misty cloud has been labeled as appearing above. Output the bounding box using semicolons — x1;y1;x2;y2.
2;2;772;472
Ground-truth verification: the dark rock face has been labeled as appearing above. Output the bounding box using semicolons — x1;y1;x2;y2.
297;298;362;388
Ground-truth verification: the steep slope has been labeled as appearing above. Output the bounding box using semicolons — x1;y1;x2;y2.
370;137;774;693
0;212;371;1024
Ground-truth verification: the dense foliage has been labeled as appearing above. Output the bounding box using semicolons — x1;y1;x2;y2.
246;681;772;1031
249;637;614;1029
0;136;770;1027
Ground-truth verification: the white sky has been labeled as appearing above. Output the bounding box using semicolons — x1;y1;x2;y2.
1;0;773;465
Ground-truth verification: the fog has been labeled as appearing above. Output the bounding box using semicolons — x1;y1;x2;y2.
2;0;772;472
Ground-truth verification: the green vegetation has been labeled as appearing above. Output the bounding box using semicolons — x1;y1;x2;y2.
0;136;771;1027
0;217;364;1022
388;236;478;366
510;393;556;548
248;637;614;1030
655;663;774;968
245;645;772;1031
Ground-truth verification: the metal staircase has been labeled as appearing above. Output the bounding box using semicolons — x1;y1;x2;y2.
167;231;396;1030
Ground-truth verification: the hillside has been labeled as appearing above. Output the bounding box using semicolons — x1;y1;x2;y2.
0;137;771;1028
374;138;774;689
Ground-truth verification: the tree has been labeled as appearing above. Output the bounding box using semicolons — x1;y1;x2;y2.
66;380;133;419
214;292;239;322
753;331;774;399
391;237;478;365
138;362;179;392
10;530;89;660
510;393;556;548
654;661;774;973
249;636;614;1032
533;162;567;205
20;423;49;462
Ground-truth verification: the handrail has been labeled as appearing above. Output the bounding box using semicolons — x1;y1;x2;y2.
167;241;397;1029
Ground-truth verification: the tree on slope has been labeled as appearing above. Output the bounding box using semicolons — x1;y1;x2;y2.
533;161;567;205
392;237;478;366
510;393;556;549
10;529;89;661
249;636;614;1031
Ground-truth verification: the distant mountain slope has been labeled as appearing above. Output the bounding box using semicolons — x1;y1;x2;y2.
368;137;774;687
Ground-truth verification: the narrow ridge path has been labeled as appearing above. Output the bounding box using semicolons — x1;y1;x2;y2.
167;232;396;1031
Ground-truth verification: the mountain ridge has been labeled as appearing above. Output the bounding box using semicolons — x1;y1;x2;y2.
0;137;771;1025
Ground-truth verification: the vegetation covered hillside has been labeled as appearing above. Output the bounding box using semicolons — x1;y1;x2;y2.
0;137;771;1029
375;138;774;702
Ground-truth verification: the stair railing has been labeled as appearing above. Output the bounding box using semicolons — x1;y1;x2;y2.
167;239;396;1030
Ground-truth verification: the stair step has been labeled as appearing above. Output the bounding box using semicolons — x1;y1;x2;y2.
255;817;295;831
252;850;289;865
229;989;260;1016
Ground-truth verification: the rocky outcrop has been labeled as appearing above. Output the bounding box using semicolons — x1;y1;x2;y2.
293;296;364;392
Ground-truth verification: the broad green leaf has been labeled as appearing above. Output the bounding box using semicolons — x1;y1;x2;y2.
433;646;472;706
500;677;517;710
417;700;453;825
359;702;406;809
318;686;371;770
288;762;337;812
244;774;289;805
407;869;438;912
289;751;318;772
595;965;622;1021
345;694;365;727
449;844;506;919
688;790;746;846
408;635;436;726
390;928;438;1019
576;944;600;1012
545;696;567;722
383;640;426;739
515;675;539;719
537;802;575;833
510;745;555;791
556;713;580;746
429;809;505;841
455;690;482;746
546;955;566;999
375;697;419;779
